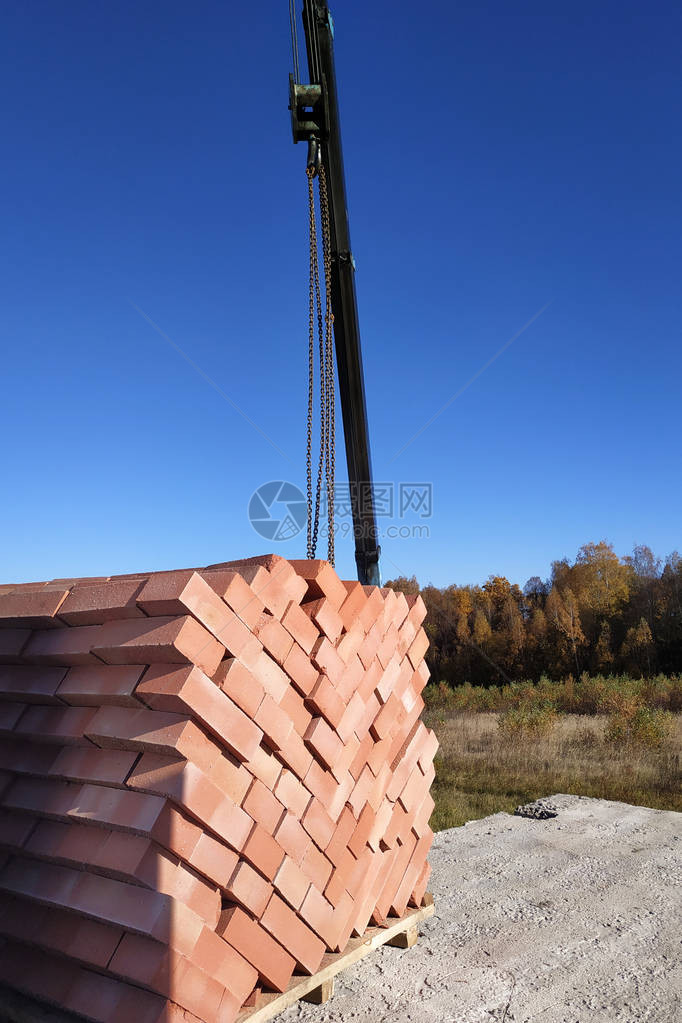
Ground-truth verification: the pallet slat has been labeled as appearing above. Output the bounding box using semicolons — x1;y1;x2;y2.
236;897;435;1022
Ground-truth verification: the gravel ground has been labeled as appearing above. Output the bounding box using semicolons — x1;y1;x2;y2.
281;794;681;1023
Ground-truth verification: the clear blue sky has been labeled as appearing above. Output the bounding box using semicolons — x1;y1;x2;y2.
1;1;680;589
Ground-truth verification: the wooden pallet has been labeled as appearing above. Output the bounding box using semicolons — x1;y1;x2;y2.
236;895;435;1022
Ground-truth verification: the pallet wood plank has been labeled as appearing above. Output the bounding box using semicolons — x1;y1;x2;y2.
236;898;435;1023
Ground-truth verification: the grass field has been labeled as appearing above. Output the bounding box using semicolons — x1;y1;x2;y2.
424;675;682;831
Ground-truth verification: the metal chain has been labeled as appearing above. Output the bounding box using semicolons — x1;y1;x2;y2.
305;161;336;565
318;164;335;565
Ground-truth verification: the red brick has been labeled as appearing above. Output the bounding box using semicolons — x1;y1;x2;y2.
301;839;333;891
376;622;399;670
306;673;345;729
190;831;239;887
230;564;291;618
375;653;402;704
325;805;356;864
302;597;343;644
383;800;410;849
405;591;427;627
337;624;364;663
367;797;394;851
282;639;319;697
358;620;383;669
336;690;366;744
281;600;319;655
274;769;312;818
213;555;308;604
86;705;207;757
0;629;30;662
336;654;365;703
370;692;402;741
48;746;138;786
58;579;146;626
349;731;373;780
242;777;286;834
354;846;396;935
304;717;343;772
0;939;80;1013
273;854;311;911
23;624;103;665
390;831;433;917
299;884;336;947
337;581;369;633
0;587;69;628
326;769;355;822
214;658;264;718
241;744;281;792
250;649;290;702
348;801;377;858
57;664;144;706
418;727;439;771
1;896;123;970
310;636;345;687
150;803;201;861
109;932;229;1018
137;663;262;762
354;692;381;743
208;751;252;805
367;762;392;812
191;925;260;1005
14;705;98;745
323;852;350;907
275;728;313;778
242;823;285;880
0;665;67;703
279;683;313;736
348;763;374;817
411;791;435;838
406;626;429;669
225;859;272;917
0;809;36;850
358;587;385;634
261;893;326;974
289;560;347;609
253;611;294;666
0;736;56;773
273;812;310;866
409;859;431;908
301;796;335;851
218;904;295;992
254;694;293;752
374;833;416;920
128;755;252;849
201;569;265;630
93;615;225;677
304;758;338;806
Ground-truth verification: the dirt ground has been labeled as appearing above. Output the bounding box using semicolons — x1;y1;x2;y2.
281;794;681;1023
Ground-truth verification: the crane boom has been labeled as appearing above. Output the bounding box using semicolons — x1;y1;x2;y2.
290;1;381;586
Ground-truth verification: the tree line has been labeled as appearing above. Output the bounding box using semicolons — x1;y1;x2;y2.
386;542;682;685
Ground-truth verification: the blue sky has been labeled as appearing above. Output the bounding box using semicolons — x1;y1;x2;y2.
1;1;680;589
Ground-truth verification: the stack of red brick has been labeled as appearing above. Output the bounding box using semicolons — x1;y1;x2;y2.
0;555;437;1022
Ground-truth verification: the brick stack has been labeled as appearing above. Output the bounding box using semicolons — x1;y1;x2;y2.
0;555;437;1022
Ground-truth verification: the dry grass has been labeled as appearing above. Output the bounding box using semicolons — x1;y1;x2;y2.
424;709;682;831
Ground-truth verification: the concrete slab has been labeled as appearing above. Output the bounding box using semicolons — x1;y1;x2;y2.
280;794;681;1023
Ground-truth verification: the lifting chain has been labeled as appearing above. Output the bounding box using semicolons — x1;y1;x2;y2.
306;159;335;565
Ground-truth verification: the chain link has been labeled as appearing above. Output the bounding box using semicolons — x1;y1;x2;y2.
306;161;335;565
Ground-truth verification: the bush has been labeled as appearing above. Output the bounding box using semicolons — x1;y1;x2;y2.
498;705;558;739
605;706;674;749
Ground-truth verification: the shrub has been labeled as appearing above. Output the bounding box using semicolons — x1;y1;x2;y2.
498;705;557;739
605;706;674;749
